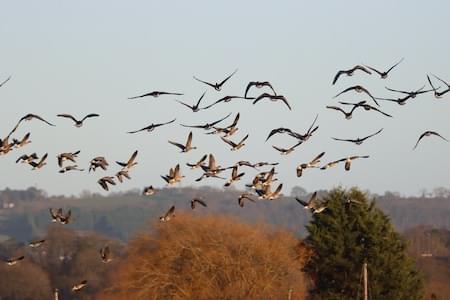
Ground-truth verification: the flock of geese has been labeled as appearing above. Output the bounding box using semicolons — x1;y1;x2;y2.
0;60;449;295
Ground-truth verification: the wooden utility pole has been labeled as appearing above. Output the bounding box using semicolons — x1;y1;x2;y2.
363;262;368;300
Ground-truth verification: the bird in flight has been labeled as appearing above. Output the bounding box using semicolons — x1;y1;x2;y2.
272;141;302;155
16;153;38;164
374;94;412;106
265;127;293;142
186;154;208;169
413;131;448;150
72;280;88;292
9;114;55;137
180;113;231;130
12;132;32;148
4;255;25;266
128;91;183;99
363;58;404;79
100;246;112;263
115;170;131;183
224;165;245;187
326;105;359;120
193;69;238;91
29;153;48;170
238;193;256;207
244;81;276;98
191;198;207;210
57;113;100;127
296;152;325;177
98;176;116;191
175;91;206;112
143;185;156;196
161;164;184;185
288;114;319;142
59;165;84;173
29;239;46;248
333;85;379;106
385;85;433;99
127;118;176;134
338;101;392;117
332;128;383;145
296;191;318;210
116;150;138;170
343;155;370;171
427;74;450;99
57;151;80;167
332;65;372;85
221;134;249;151
89;156;109;172
253;93;292;110
202;95;250;110
160;205;175;222
169;131;196;153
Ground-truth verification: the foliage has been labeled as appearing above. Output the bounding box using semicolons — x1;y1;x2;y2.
304;187;424;300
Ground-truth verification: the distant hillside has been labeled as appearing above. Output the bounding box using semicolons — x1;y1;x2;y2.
0;186;449;242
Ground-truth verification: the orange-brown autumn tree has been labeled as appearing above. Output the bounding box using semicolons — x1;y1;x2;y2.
98;213;308;300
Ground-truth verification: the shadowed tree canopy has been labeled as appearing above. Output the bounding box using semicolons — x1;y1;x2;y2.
304;187;424;300
98;213;309;300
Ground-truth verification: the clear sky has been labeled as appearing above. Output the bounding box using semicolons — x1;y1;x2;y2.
1;1;449;196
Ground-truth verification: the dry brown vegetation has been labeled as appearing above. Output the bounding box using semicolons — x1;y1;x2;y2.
98;213;309;300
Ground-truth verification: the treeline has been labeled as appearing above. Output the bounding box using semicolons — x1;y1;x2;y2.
1;186;450;243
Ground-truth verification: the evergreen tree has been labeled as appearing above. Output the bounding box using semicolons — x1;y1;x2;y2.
304;187;423;300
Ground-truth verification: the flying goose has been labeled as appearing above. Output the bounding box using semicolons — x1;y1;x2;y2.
57;113;100;127
374;94;412;106
175;91;206;112
100;246;112;263
265;128;293;142
193;69;238;91
332;65;372;85
191;198;207;209
9;114;55;137
16;153;38;164
238;193;256;207
29;153;48;170
385;85;433;99
427;74;450;98
288;114;319;142
272;141;302;155
186;154;208;169
0;76;11;88
363;58;404;79
343;155;370;171
58;210;72;225
296;152;325;177
161;164;184;185
333;85;379;106
160;205;175;222
72;280;88;292
180;113;231;130
115;170;131;183
206;113;240;137
57;151;80;167
89;156;109;172
59;165;84;173
169;132;196;153
245;81;276;98
256;183;283;200
12;132;31;148
29;239;46;248
413;131;448;150
295;191;318;210
320;159;345;170
127;118;176;134
224;166;245;187
49;208;63;222
128;91;183;99
143;185;156;196
253;93;292;110
196;154;228;181
338;101;392;117
202;96;250;110
326;105;358;120
221;134;249;151
312;204;328;214
332;128;383;145
4;255;25;266
97;176;116;191
116;150;138;170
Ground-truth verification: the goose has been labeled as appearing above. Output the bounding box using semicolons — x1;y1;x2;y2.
186;154;208;169
100;246;112;263
16;153;38;164
385;85;433;99
175;91;206;112
143;185;156;196
333;85;379;106
29;153;48;170
224;166;245;187
116;150;138;170
265;127;293;142
196;154;228;182
59;165;84;173
161;164;184;185
191;198;207;209
97;176;116;191
374;94;412;106
296;191;318;210
312;204;328;214
193;69;238;91
202;95;250;109
4;255;25;266
127;118;176;134
256;183;283;200
159;205;175;222
253;93;292;110
115;170;131;183
0;76;11;88
57;113;99;127
59;210;72;225
57;151;80;167
296;152;325;177
245;81;276;97
272;141;302;155
12;132;31;148
428;74;450;98
89;156;109;172
206;113;240;137
29;239;46;248
128;91;183;99
180;113;231;130
71;280;88;292
326;105;358;120
221;134;249;151
320;159;345;170
238;193;256;207
338;101;392;117
413;131;448;150
49;208;63;222
332;128;383;145
288;114;319;142
169;132;196;153
363;58;404;79
332;65;372;85
9;114;55;137
343;155;370;171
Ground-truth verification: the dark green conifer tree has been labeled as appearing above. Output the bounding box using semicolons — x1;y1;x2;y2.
304;187;423;300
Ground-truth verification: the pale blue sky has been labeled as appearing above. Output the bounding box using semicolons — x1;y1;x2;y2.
1;1;449;196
